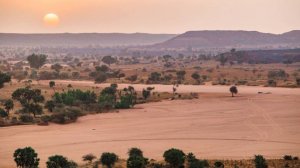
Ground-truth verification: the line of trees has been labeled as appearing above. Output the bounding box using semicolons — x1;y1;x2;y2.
13;146;295;168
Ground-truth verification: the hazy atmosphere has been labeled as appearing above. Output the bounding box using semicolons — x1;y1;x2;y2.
1;0;300;168
1;0;300;34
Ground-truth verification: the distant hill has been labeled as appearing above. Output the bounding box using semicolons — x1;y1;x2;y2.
0;33;177;47
153;30;300;49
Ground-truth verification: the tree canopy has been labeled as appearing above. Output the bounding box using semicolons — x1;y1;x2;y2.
27;54;47;69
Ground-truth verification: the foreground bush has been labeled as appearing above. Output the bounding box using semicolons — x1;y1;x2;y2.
127;147;148;168
46;155;77;168
186;153;209;168
14;147;39;168
254;155;268;168
163;148;185;168
100;152;118;168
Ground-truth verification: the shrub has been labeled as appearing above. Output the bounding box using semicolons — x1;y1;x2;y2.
128;147;143;157
186;153;209;168
214;161;224;168
293;156;299;160
100;152;118;168
163;148;185;168
19;114;34;123
127;155;147;168
50;108;81;124
230;86;238;97
127;148;148;168
115;94;135;109
254;155;268;168
82;153;96;163
46;155;76;168
283;155;293;160
14;147;39;168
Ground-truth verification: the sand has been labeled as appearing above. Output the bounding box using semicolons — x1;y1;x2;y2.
0;82;300;167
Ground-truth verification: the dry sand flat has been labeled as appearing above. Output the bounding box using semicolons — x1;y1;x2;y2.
0;83;300;167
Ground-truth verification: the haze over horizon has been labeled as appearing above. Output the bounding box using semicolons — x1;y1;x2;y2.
1;0;300;34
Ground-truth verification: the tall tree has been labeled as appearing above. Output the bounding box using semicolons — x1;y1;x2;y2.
12;88;45;117
102;55;117;66
27;54;47;69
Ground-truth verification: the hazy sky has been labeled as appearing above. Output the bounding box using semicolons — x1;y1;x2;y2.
0;0;300;34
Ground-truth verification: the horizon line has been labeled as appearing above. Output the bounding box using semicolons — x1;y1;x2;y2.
0;29;299;35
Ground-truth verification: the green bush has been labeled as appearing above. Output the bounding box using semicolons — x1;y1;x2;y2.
50;108;82;124
100;152;118;168
163;148;185;168
254;155;268;168
19;114;34;123
14;147;39;168
127;155;147;168
46;155;77;168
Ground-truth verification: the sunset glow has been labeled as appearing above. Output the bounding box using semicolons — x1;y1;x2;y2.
43;13;60;27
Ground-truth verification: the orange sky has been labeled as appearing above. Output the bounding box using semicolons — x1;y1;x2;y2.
0;0;299;34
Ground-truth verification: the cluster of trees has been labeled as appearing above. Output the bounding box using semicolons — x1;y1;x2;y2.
12;146;287;168
89;64;124;83
146;71;187;84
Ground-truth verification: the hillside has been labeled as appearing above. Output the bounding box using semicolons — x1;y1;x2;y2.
0;33;177;47
153;30;300;49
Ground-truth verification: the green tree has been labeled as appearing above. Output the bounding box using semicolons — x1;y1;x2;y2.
27;54;47;69
100;152;118;168
229;86;238;97
13;147;39;168
102;56;117;66
127;148;148;168
46;155;77;168
4;99;14;116
163;148;185;168
12;88;45;117
127;155;146;168
128;147;143;158
0;72;11;88
254;155;268;168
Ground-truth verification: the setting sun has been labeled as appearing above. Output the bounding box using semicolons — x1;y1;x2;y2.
43;13;59;27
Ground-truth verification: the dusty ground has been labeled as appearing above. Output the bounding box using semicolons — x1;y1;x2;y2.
0;82;300;167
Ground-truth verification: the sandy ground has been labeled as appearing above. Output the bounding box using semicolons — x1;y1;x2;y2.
0;81;300;167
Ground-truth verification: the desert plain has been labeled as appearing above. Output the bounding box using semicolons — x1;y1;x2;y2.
0;81;299;167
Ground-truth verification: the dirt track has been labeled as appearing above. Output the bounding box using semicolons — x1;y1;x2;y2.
0;82;299;167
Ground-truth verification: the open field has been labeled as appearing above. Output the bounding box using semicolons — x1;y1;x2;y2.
0;82;299;167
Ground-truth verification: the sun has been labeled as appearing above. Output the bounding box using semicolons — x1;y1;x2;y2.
43;13;60;26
